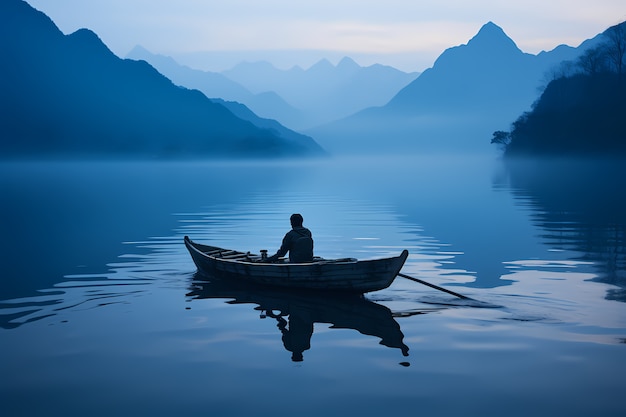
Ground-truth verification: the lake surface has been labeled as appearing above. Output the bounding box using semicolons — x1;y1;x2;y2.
1;154;625;416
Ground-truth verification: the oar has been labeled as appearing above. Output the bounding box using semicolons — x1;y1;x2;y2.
397;272;472;300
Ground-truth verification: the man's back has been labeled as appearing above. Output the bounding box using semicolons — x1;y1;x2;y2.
289;227;314;262
269;214;314;263
284;226;313;263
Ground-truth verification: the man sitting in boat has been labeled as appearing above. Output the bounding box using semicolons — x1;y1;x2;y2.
267;213;314;263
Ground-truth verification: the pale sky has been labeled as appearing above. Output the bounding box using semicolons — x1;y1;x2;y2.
25;0;626;72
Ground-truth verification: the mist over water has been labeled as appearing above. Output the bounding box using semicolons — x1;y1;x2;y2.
1;153;625;416
3;3;626;415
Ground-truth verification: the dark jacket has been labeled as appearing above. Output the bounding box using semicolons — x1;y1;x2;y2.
271;226;313;262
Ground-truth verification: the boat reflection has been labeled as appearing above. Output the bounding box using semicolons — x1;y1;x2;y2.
187;273;431;362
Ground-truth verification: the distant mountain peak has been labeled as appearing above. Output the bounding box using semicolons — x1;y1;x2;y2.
337;56;360;69
2;0;325;158
467;21;521;53
69;28;105;44
309;58;334;71
128;44;150;56
67;28;116;58
126;44;181;68
477;21;503;34
426;21;524;73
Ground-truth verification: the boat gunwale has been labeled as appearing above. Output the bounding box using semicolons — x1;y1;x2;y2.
185;236;393;267
184;236;409;293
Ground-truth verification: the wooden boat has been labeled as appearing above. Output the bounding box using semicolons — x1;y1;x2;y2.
184;236;409;293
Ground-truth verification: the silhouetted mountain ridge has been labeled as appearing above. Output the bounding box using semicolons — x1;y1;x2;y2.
221;57;419;129
210;98;316;146
509;82;624;152
127;45;252;101
0;0;323;158
505;74;626;155
309;21;596;154
337;56;361;72
128;48;418;130
467;21;522;54
389;22;536;112
495;21;626;156
126;46;306;128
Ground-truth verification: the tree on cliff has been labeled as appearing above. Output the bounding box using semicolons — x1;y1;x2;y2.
492;22;626;156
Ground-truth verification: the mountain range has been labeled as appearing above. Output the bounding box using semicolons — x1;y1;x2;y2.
0;0;324;158
222;58;419;129
127;47;419;130
125;46;305;130
501;19;626;156
1;0;613;158
308;22;601;154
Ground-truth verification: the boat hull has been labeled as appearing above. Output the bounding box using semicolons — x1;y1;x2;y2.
184;236;408;293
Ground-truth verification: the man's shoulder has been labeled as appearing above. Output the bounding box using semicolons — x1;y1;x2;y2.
293;227;312;237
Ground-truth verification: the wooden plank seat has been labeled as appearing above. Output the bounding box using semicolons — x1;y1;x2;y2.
221;253;249;259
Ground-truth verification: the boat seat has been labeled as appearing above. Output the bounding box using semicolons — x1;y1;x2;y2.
221;253;248;259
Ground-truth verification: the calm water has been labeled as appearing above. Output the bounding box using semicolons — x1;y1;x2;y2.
1;155;625;416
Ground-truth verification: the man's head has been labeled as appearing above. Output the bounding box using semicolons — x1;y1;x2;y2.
290;213;304;228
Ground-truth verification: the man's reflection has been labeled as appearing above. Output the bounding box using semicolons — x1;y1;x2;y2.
188;276;418;362
265;309;313;362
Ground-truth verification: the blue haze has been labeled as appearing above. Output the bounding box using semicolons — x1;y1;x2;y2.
308;22;603;155
0;0;323;159
1;2;626;416
127;46;419;130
